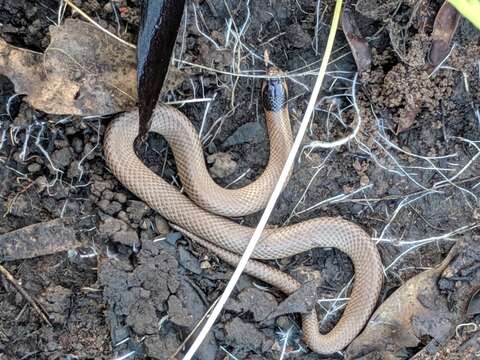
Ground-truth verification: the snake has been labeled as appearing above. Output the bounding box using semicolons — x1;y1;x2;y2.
103;66;384;355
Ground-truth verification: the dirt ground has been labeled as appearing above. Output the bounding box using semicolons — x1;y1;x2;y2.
0;0;479;359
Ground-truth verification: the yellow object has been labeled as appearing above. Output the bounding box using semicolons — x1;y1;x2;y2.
449;0;480;29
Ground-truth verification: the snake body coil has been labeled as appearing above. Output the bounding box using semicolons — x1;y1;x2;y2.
104;70;383;354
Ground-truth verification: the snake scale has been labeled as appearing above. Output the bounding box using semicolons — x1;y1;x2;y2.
103;67;384;354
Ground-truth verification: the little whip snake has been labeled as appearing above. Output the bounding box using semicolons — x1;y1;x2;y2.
104;67;384;354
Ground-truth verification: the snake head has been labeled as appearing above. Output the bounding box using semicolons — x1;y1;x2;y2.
261;67;288;113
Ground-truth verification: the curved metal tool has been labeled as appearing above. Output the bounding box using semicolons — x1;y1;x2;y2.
137;0;185;139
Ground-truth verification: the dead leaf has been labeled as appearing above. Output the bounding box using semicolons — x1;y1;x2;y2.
0;218;79;261
429;1;460;68
467;287;480;316
346;242;467;359
341;5;372;74
0;19;137;115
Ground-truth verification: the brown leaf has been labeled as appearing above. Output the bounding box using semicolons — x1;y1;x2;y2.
429;1;460;68
346;242;464;358
342;5;372;74
0;218;79;261
0;19;137;115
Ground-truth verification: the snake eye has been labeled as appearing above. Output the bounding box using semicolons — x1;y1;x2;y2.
262;77;287;113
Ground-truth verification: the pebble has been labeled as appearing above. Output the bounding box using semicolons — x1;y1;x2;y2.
97;199;122;215
91;180;113;197
102;190;114;201
224;317;269;351
360;174;370;186
207;152;237;178
114;192;127;204
117;210;129;224
286;23;311;49
65;126;76;136
27;163;41;173
222;122;265;147
126;200;149;223
236;287;278;322
154;214;170;235
71;137;83;153
51;147;73;168
177;246;202;274
98;216;139;248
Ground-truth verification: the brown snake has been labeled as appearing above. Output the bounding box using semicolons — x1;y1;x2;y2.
103;67;384;354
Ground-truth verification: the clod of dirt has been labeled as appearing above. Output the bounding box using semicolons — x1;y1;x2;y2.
366;62;455;133
99;240;216;359
39;285;72;324
207;152;237;178
126;200;150;225
347;236;480;359
268;281;318;319
98;216;139;248
144;333;181;360
154;214;170;235
355;0;404;18
0;217;79;261
224;317;272;352
0;18;136;115
285;24;311;49
222;122;266;147
51;147;74;168
227;287;278;323
177;246;202;274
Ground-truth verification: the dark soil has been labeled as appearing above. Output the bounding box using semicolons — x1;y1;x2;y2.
1;0;480;359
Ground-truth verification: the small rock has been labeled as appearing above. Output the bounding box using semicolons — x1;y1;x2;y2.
34;176;48;193
200;258;211;269
276;315;296;330
114;192;128;204
222;122;266;147
67;161;80;178
286;23;311;49
82;142;96;161
103;190;114;201
144;333;180;360
269;281;318;319
178;246;202;274
237;288;278;322
40;285;72;324
127;200;149;223
65;126;76;136
126;302;158;335
51;147;73;168
140;219;150;230
103;2;113;13
97;199;110;211
98;217;139;248
71;137;83;153
154;215;170;235
224;317;268;351
27;163;41;173
102;200;122;215
117;210;129;223
207;152;237;178
166;232;182;246
360;174;370;186
46;341;60;352
91;180;113;197
167;295;194;327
